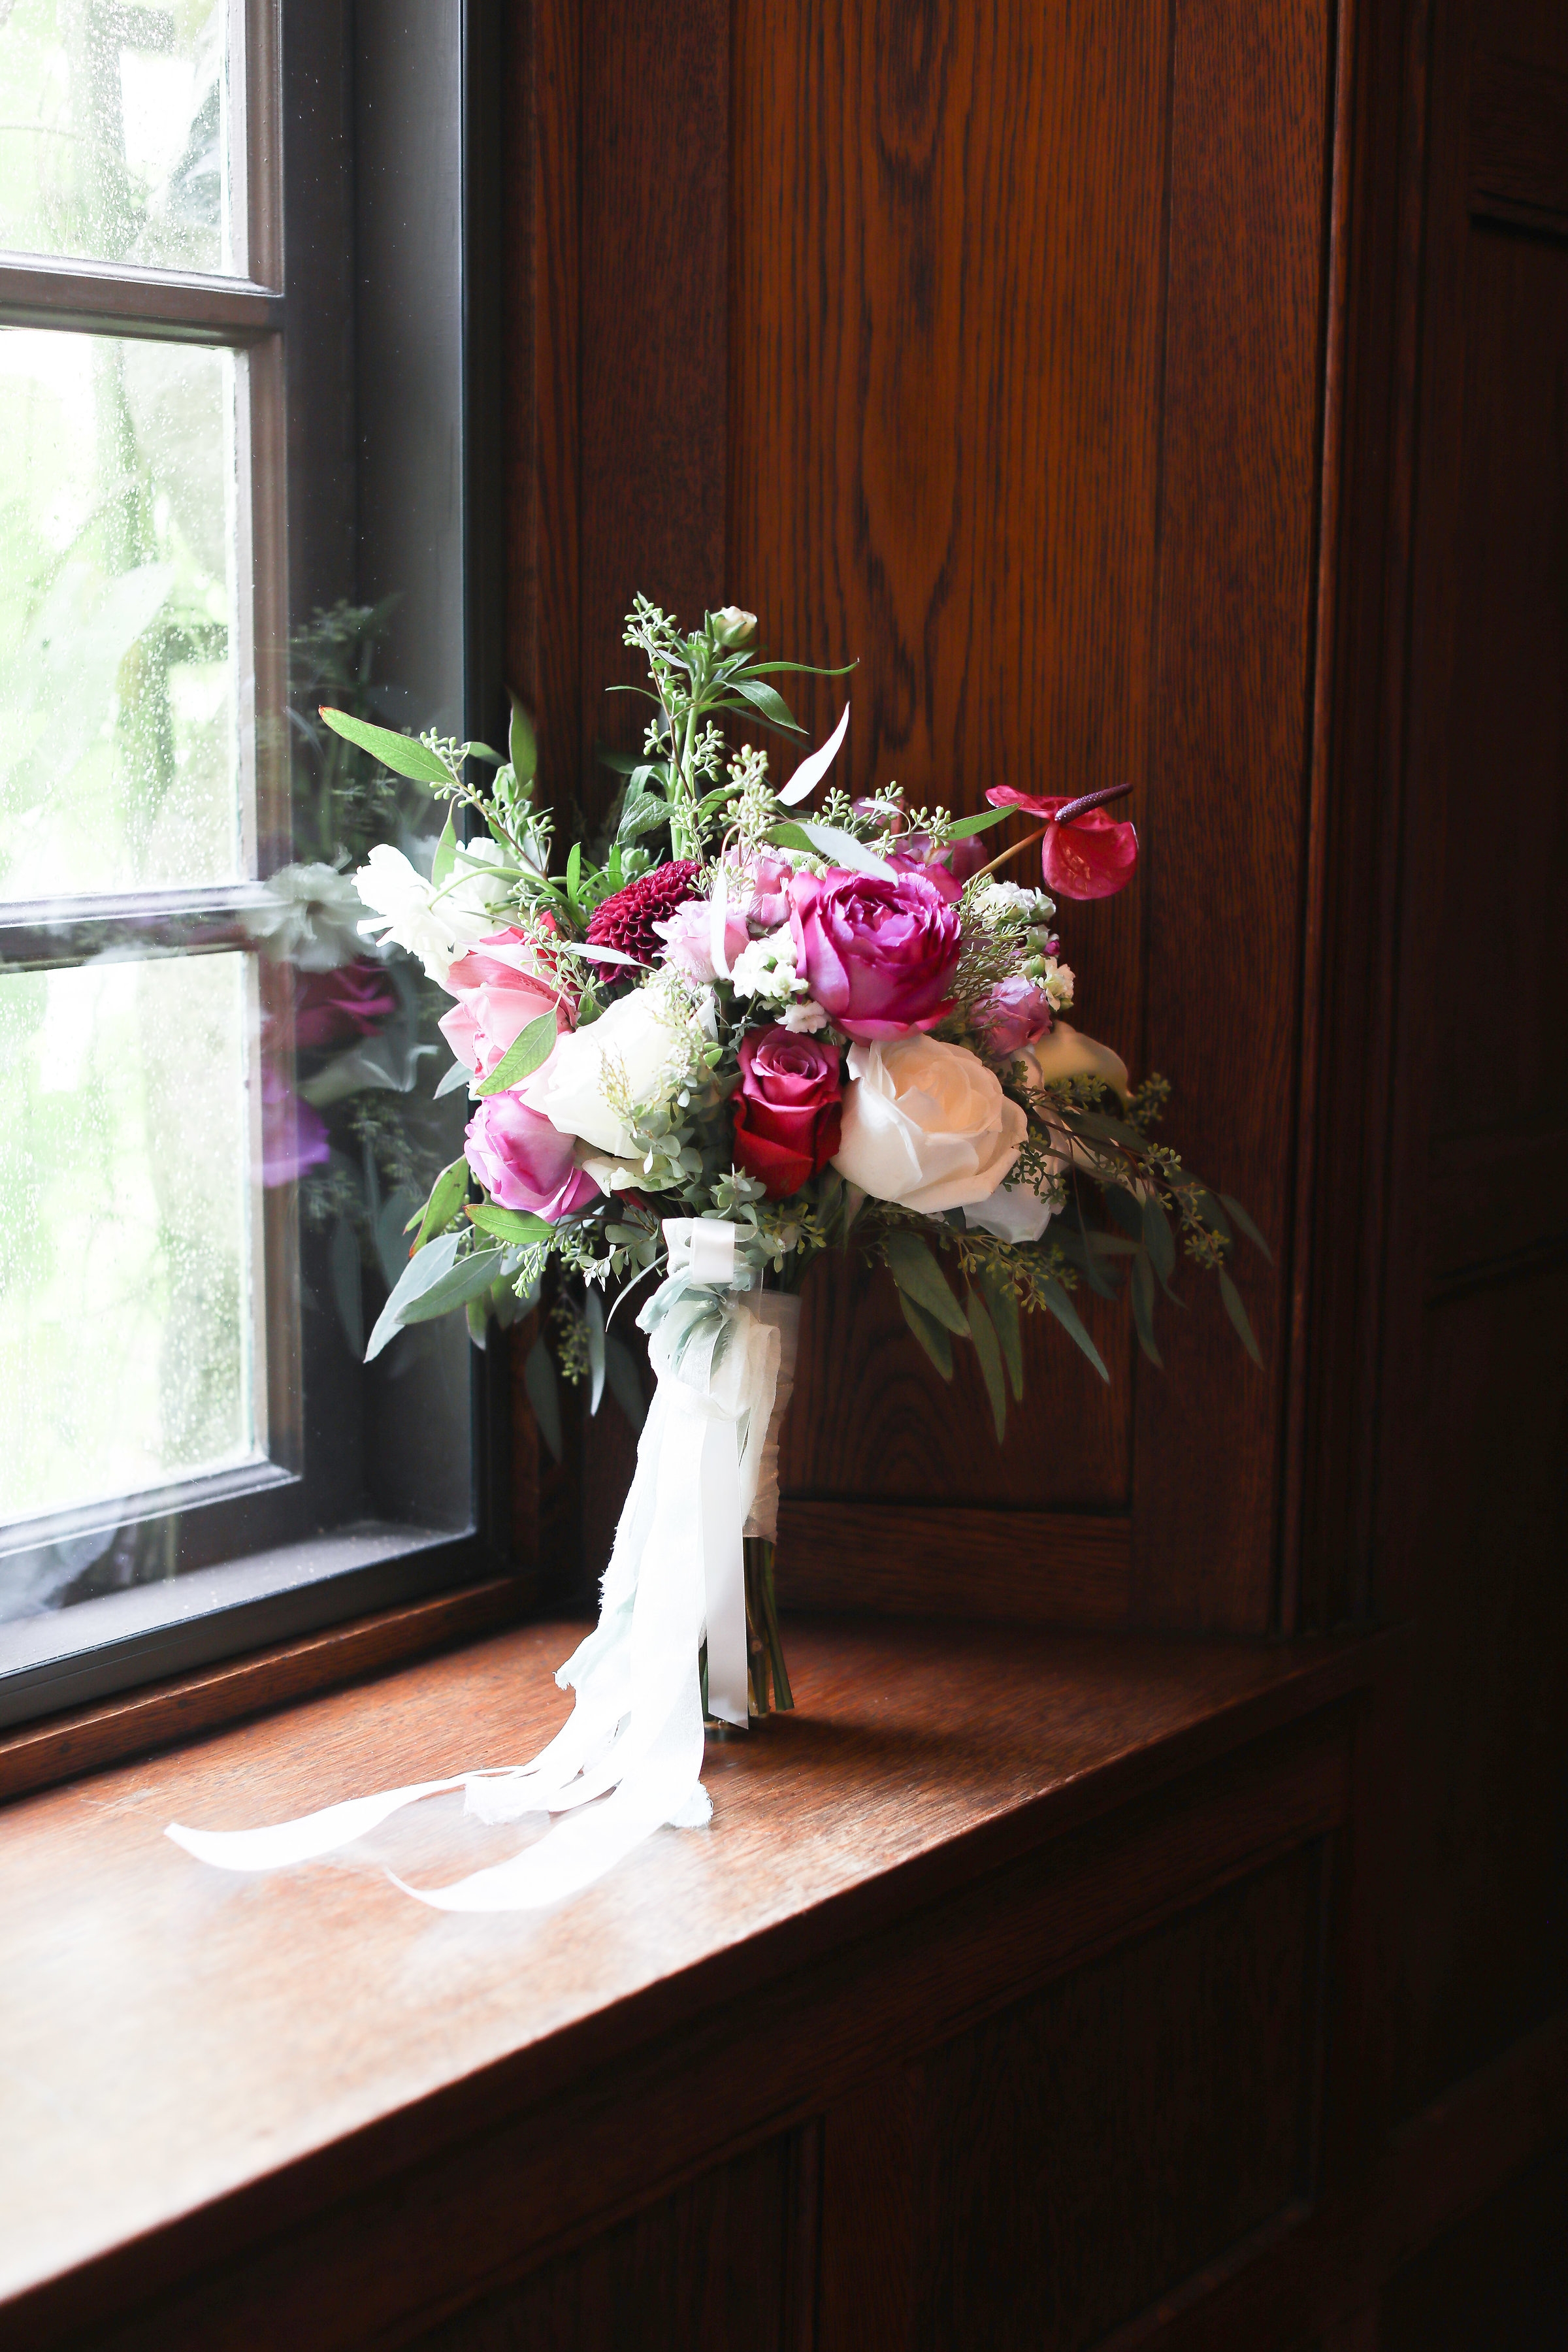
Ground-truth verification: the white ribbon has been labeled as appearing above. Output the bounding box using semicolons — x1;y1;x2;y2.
165;1220;799;1912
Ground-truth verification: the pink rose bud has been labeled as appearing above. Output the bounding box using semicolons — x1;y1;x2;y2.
788;867;961;1041
463;1094;600;1222
439;926;573;1079
973;973;1054;1059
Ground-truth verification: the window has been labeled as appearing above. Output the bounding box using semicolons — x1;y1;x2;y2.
0;3;505;1728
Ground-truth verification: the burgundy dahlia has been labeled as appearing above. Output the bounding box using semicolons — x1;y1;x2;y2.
585;860;701;970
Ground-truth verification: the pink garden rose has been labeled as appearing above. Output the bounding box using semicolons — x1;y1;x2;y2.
788;867;961;1041
653;895;750;983
734;850;794;930
439;927;572;1079
973;974;1055;1059
730;1026;843;1198
464;1094;600;1222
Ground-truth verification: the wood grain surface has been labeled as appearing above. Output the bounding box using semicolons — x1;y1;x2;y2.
0;1614;1371;2341
775;1498;1132;1628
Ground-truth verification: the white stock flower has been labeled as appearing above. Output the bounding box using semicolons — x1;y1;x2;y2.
832;1035;1026;1215
728;924;804;1004
1041;956;1075;1010
977;879;1055;924
711;606;758;645
244;862;365;970
781;998;828;1034
522;979;691;1158
353;841;510;986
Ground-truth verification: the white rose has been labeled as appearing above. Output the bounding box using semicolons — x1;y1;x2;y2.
523;982;689;1157
1017;1020;1129;1103
832;1035;1026;1215
965;1179;1058;1245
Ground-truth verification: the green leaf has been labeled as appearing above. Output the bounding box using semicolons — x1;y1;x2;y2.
738;658;858;679
466;1201;553;1247
566;839;583;907
725;674;804;731
604;1331;647;1431
366;1230;463;1360
466;1296;489;1348
619;792;672;841
512;699;539;783
524;1334;564;1460
883;1230;970;1335
1219;1192;1273;1264
408;1154;470;1251
318;706;453;785
966;1288;1008;1443
944;806;1012;840
398;1247;509;1329
896;1284;955;1379
1218;1269;1265;1367
328;1215;363;1358
977;1267;1025;1400
585;1283;606;1415
473;1009;559;1098
431;809;457;887
1141;1193;1177;1286
463;742;504;764
1102;1184;1145;1241
433;1057;472;1099
1130;1249;1164;1368
1041;1278;1109;1382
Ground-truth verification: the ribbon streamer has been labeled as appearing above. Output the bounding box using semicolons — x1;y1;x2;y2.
165;1220;798;1913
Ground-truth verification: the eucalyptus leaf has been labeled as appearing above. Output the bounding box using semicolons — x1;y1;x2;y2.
375;1186;423;1290
1141;1194;1177;1286
977;1266;1024;1401
896;1285;954;1380
1130;1250;1164;1368
794;821;896;879
1218;1270;1265;1367
944;806;1012;840
883;1230;969;1336
463;742;504;764
509;698;538;784
318;706;452;785
1041;1278;1110;1382
1219;1192;1273;1264
966;1288;1008;1443
431;809;457;887
585;1284;606;1416
433;1058;473;1099
604;1332;647;1431
524;1334;564;1460
466;1201;553;1247
365;1229;463;1360
1103;1184;1146;1241
473;1009;559;1098
778;701;851;806
395;1247;509;1328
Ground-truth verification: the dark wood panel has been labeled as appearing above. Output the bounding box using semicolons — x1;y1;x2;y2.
1379;2139;1568;2352
1469;50;1568;233
1131;0;1333;1630
819;1845;1322;2351
412;2129;795;2352
732;0;1165;1518
776;1499;1132;1628
1397;1264;1568;2117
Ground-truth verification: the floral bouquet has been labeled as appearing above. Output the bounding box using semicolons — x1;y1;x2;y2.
167;599;1264;1912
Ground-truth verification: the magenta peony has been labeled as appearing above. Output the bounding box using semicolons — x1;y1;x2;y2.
464;1094;600;1222
973;973;1055;1058
439;927;572;1079
788;867;961;1041
730;1026;843;1198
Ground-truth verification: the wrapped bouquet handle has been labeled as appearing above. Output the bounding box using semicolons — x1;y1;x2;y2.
167;1220;800;1912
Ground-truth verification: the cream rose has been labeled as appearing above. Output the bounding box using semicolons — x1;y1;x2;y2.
521;981;689;1158
832;1035;1026;1214
966;1180;1057;1245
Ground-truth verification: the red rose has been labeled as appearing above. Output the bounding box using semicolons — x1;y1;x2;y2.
731;1026;843;1200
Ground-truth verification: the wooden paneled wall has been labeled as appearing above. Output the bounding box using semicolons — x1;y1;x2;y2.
513;0;1340;1635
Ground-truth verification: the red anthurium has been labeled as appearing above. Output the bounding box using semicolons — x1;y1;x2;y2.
985;785;1139;900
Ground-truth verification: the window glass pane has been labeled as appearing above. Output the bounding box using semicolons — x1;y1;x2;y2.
0;950;259;1546
0;1;235;275
0;326;242;902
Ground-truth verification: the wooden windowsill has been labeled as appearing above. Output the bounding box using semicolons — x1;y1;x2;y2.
0;1612;1386;2344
